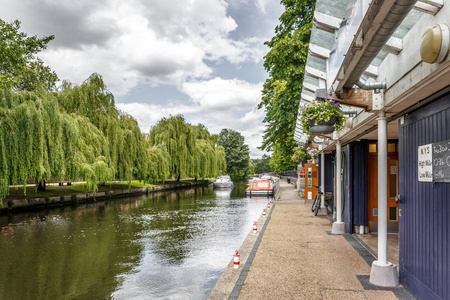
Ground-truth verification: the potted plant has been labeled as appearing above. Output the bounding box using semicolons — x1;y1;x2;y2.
299;99;346;135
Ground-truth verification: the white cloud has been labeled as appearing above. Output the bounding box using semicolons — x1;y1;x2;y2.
0;0;267;96
181;78;262;112
255;0;268;14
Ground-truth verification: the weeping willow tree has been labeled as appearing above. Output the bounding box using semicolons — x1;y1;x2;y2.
0;88;114;198
148;115;195;181
57;73;170;185
149;116;226;181
191;124;227;179
0;73;172;204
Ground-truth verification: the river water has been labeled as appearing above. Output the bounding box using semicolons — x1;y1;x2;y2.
0;180;270;300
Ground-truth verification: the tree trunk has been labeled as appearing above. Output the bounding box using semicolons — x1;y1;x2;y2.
37;180;46;191
177;174;181;182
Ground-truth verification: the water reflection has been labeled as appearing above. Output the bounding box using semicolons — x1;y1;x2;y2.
0;181;269;299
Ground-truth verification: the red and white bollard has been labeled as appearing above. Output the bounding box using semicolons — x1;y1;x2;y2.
262;209;266;217
267;203;271;209
234;250;240;269
253;221;257;233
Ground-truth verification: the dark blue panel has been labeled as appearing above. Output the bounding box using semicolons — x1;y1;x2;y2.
351;140;368;226
342;145;352;233
325;154;334;202
399;94;450;300
318;153;335;209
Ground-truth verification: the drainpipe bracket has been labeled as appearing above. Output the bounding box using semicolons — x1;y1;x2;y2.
371;90;385;111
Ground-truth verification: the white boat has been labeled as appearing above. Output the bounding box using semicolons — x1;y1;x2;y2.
213;175;233;188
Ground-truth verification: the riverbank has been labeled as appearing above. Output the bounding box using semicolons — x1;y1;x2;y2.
0;180;210;215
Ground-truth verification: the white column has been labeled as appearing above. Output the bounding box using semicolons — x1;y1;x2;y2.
331;140;345;233
377;111;388;265
369;110;399;287
335;140;342;223
321;152;325;208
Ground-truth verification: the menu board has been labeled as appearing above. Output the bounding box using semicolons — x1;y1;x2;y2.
432;139;450;183
418;139;450;183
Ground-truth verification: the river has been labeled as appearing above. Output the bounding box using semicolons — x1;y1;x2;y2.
0;180;271;300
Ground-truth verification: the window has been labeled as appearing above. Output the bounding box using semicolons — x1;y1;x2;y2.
388;143;396;152
389;207;398;221
389;160;398;198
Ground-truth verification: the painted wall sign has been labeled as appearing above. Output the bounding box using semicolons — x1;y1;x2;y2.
418;140;450;183
418;144;433;182
432;139;450;182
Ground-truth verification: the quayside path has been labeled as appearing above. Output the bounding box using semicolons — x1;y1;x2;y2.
211;179;415;300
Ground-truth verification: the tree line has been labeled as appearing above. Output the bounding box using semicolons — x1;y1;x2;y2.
1;19;255;203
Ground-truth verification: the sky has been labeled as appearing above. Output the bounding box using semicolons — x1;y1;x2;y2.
1;0;284;158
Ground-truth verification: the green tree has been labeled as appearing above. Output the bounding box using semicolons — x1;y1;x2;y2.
0;72;171;203
148;115;195;181
253;154;272;174
0;19;58;91
259;0;315;171
148;116;225;181
218;129;251;176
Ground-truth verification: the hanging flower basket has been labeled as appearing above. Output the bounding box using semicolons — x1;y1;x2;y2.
309;115;337;134
299;100;346;135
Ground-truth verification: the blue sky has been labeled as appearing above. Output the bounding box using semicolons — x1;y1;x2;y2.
1;0;284;157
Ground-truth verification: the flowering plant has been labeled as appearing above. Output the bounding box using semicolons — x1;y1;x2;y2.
299;99;346;135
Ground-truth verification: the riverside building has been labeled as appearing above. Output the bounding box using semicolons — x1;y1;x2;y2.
295;0;449;299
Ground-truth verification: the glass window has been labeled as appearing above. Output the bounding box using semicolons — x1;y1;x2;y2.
389;160;398;198
307;167;312;187
389;207;398;221
388;143;396;152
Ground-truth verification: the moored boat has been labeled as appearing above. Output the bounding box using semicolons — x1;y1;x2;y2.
245;179;273;196
213;175;233;188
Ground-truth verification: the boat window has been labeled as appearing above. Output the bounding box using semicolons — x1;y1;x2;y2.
258;181;269;188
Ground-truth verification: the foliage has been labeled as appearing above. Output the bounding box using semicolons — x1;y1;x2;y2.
253;154;272;174
148;115;225;180
269;143;297;172
291;148;311;164
0;73;172;203
258;0;315;171
0;19;58;91
299;99;346;134
218;129;251;176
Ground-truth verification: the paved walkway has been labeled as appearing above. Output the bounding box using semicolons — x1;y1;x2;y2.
236;179;414;300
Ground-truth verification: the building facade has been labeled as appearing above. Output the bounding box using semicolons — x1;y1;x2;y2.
295;0;450;299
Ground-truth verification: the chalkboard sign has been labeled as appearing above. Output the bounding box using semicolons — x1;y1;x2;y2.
432;139;450;183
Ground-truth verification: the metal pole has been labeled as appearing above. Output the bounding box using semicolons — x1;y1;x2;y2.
336;140;342;224
377;111;388;265
321;151;325;208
